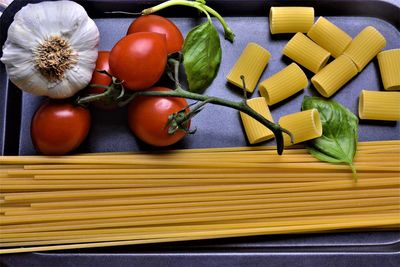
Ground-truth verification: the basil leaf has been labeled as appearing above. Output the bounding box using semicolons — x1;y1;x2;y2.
302;96;358;175
183;21;222;93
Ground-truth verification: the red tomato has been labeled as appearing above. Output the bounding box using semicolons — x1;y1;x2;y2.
127;15;184;54
87;51;116;109
128;87;189;146
109;32;168;91
31;100;91;155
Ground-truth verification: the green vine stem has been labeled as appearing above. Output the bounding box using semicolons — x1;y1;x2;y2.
79;86;292;154
142;0;235;42
78;58;294;155
133;87;293;155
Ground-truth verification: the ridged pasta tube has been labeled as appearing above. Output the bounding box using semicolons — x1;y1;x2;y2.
307;16;352;58
278;109;323;146
377;49;400;91
226;43;271;93
240;97;275;144
269;7;314;34
343;26;386;72
358;90;400;121
283;32;331;74
311;55;358;97
259;63;308;105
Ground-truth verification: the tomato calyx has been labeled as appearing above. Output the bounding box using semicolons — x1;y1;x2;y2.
76;70;133;107
165;102;199;135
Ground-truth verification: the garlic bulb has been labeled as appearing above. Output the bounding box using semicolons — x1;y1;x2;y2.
1;1;100;99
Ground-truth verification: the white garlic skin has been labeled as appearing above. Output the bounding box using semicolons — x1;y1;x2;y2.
1;1;100;99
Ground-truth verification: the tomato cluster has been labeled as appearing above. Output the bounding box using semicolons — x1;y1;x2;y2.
31;15;189;155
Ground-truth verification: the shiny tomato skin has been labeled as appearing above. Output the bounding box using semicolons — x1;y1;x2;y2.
89;51;112;90
109;32;167;91
87;51;116;110
128;87;189;147
31;100;91;155
127;15;184;54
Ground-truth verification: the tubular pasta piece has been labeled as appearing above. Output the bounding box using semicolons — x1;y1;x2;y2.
358;90;400;121
269;7;314;34
259;63;308;105
377;49;400;91
239;97;274;144
307;16;352;58
311;55;358;98
226;43;271;93
278;109;323;146
283;32;331;74
343;26;386;72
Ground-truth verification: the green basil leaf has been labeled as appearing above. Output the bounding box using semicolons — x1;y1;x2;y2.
302;96;358;175
182;21;222;93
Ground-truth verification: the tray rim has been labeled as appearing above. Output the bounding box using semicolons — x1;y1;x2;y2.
0;0;399;261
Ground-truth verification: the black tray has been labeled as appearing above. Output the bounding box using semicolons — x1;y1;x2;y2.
1;0;399;266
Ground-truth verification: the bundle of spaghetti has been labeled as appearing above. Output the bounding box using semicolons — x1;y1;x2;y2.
0;140;399;254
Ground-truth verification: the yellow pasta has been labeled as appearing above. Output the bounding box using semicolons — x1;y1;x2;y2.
0;140;399;253
343;26;386;72
269;6;314;34
377;49;400;91
278;109;323;146
307;16;352;58
226;43;271;93
358;90;400;121
259;63;308;105
283;32;331;73
240;97;274;144
311;55;358;97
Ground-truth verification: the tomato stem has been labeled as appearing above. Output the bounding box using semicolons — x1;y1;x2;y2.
142;0;235;42
134;88;292;155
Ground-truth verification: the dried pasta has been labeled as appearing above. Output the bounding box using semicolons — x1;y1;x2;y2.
343;26;386;72
358;90;400;121
0;140;399;253
307;16;352;58
283;32;331;73
278;109;323;146
377;49;400;91
240;97;274;144
311;55;358;97
226;43;271;93
259;63;308;105
269;6;314;34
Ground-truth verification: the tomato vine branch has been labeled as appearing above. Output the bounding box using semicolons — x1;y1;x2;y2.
134;88;292;155
141;0;235;42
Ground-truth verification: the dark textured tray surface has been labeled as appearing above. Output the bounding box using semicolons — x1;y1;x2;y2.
0;0;399;266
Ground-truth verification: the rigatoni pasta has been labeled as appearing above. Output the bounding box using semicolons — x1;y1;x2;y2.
259;63;308;105
311;55;358;97
283;32;331;73
269;6;314;34
343;26;386;72
240;97;274;144
278;109;323;146
307;16;352;58
226;43;271;93
377;49;400;91
358;90;400;121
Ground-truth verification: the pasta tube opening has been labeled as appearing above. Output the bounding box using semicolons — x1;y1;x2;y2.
259;63;308;105
279;109;323;146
